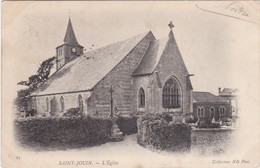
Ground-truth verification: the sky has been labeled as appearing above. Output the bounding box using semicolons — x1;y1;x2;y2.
2;1;259;94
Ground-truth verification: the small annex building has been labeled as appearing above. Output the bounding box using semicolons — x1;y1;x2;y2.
192;91;232;123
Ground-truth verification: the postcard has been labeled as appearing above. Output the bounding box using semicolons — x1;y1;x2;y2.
2;1;260;168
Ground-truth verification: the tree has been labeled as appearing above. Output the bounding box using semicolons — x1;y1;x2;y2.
16;56;56;113
37;56;56;82
15;88;32;112
18;56;56;89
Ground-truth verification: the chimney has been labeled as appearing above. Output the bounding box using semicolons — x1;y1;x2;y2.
218;87;222;94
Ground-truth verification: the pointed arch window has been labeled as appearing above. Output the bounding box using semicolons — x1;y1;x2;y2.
210;106;215;115
78;95;84;112
60;96;65;112
210;106;215;119
138;87;145;108
162;78;180;108
210;107;215;112
219;106;226;117
46;97;49;112
197;107;205;118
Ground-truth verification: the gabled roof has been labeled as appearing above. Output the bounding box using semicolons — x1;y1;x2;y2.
31;31;152;96
133;30;193;90
132;38;168;76
219;88;238;96
63;18;81;46
193;91;229;103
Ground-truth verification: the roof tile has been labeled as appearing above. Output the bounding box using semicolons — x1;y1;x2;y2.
193;91;229;103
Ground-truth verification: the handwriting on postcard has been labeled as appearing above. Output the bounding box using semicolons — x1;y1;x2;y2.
196;1;255;24
225;2;249;17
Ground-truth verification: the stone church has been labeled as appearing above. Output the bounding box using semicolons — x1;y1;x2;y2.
30;18;194;122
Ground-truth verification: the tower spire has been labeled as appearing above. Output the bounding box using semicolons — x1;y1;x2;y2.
56;18;84;70
63;17;79;45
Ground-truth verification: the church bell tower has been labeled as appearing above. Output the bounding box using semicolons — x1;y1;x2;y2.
56;18;84;70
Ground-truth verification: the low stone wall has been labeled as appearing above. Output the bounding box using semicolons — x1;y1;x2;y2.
191;128;234;155
137;114;234;154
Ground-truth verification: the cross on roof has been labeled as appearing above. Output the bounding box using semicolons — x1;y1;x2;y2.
168;21;174;30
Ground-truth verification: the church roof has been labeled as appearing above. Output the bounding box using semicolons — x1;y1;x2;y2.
132;38;168;76
132;28;193;90
31;31;152;96
133;29;189;77
219;88;238;96
193;91;229;103
63;18;81;46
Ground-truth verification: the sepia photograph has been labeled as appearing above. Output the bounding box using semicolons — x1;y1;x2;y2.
1;1;260;168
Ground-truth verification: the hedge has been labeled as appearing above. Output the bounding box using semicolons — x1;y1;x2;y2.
115;116;138;135
14;116;113;150
137;113;191;152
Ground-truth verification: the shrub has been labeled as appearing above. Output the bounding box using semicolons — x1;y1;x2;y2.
14;116;113;150
63;108;81;117
25;109;37;117
148;124;191;152
196;118;208;128
162;113;173;123
115;116;138;135
221;117;232;122
220;117;232;126
137;113;191;152
186;117;197;123
209;122;220;128
196;118;221;128
139;113;171;123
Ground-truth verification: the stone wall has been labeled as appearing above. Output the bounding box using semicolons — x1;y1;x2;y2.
87;32;155;116
35;91;91;116
137;116;234;154
132;75;151;114
191;128;234;155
